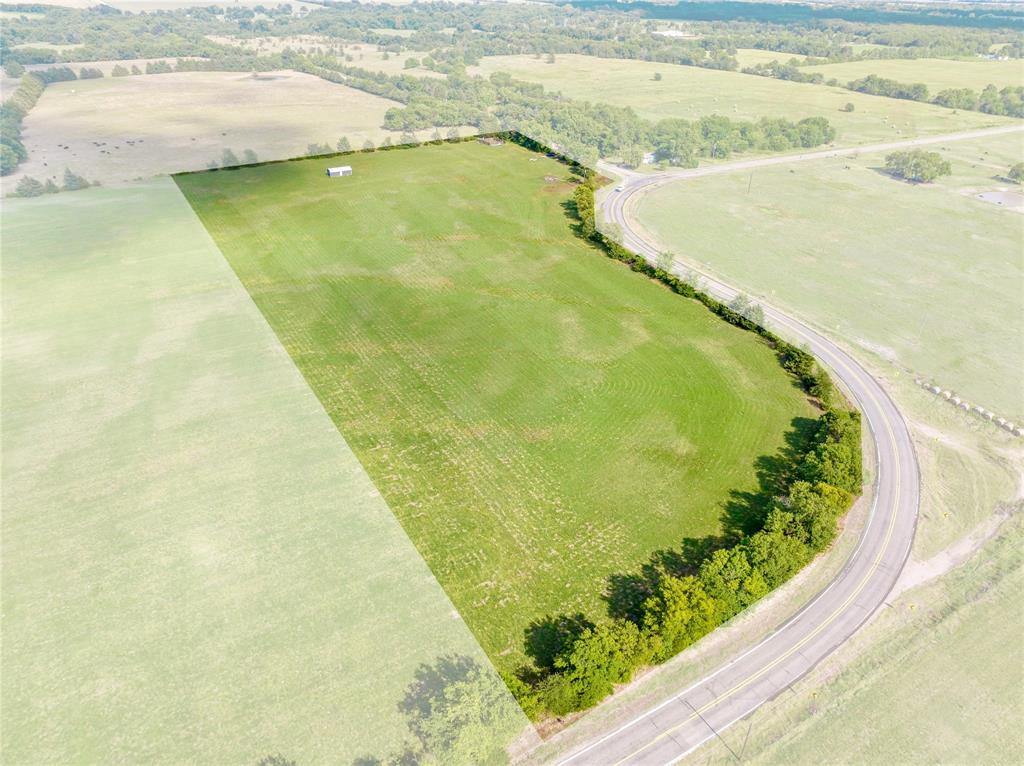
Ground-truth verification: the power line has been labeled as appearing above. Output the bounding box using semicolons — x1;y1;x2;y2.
685;699;741;763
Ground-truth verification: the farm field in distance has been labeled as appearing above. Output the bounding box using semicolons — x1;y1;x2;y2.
205;35;444;78
469;55;1014;147
175;140;815;670
12;70;434;186
734;48;808;68
634;130;1024;421
802;56;1024;93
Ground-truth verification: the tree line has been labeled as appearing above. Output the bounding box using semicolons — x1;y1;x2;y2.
0;66;78;176
5;0;1018;90
11;167;94;197
740;65;1024;118
496;135;861;721
299;56;836;167
849;74;1024;117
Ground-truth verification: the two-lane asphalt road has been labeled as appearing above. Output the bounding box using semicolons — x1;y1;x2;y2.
547;129;996;764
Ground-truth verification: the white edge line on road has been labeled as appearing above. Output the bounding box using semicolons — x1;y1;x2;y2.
554;125;951;762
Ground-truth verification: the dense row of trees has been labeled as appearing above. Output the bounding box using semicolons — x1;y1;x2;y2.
0;74;43;175
741;67;1024;118
884;149;952;183
742;59;823;84
0;64;89;175
496;141;860;720
847;73;930;102
932;84;1024;117
300;56;836;166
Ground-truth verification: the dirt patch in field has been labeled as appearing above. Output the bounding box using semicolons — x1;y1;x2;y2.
974;189;1024;213
894;503;1019;599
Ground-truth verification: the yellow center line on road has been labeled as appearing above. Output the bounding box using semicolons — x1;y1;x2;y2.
603;199;906;765
612;377;901;764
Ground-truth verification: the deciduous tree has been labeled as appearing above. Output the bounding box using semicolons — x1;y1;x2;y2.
884;149;951;183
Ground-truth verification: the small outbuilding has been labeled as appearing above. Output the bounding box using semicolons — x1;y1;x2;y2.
326;165;353;177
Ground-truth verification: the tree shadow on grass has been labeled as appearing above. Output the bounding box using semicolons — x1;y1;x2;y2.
523;613;594;675
357;653;526;765
559;198;586;237
602;415;818;628
398;654;479;723
721;415;819;538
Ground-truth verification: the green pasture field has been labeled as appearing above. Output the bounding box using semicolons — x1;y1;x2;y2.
802;56;1024;93
175;140;815;670
635;130;1024;420
469;55;1013;147
734;48;807;68
1;178;525;763
12;70;409;186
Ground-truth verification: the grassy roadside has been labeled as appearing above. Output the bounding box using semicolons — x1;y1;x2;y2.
518;442;876;760
621;124;1023;765
692;511;1024;765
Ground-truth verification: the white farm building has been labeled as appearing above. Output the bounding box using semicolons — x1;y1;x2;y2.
326;166;353;177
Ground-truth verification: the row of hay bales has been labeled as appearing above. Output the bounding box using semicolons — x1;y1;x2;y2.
916;378;1022;437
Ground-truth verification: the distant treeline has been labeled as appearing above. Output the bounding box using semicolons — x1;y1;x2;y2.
0;48;836;177
849;75;1024;118
299;56;836;166
569;0;1024;31
742;64;1024;118
497;132;861;721
0;66;79;175
3;0;1019;79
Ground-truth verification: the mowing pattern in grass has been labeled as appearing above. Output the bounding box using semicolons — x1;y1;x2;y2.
1;179;527;763
175;141;814;668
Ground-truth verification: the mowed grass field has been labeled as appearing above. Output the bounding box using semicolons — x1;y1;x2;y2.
175;141;814;668
469;55;1014;147
635;130;1024;420
2;178;523;763
803;57;1024;93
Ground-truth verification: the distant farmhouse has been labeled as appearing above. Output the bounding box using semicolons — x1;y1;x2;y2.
327;165;353;177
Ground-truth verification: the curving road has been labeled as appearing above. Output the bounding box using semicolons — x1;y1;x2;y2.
547;130;980;764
